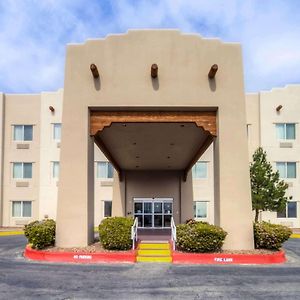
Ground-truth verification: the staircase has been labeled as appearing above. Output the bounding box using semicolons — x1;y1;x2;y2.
136;241;172;263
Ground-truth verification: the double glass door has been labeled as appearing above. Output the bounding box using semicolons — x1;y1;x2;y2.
134;198;173;228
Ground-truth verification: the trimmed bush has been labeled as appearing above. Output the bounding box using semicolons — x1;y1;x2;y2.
98;217;133;250
24;219;56;249
254;222;292;250
176;221;227;253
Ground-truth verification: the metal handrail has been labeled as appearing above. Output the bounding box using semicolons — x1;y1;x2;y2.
171;217;177;251
131;217;138;250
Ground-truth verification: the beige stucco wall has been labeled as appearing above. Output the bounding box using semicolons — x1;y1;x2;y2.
38;90;63;220
56;30;254;249
259;85;300;228
2;94;41;226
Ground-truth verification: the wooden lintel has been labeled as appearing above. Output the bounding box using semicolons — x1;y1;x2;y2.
93;133;123;181
208;64;218;79
90;111;217;137
90;63;99;78
151;64;158;78
183;134;215;182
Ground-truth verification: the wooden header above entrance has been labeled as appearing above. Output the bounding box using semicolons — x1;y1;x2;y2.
90;111;217;137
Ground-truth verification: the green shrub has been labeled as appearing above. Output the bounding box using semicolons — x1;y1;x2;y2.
254;222;292;250
176;221;227;252
98;217;133;250
24;219;56;250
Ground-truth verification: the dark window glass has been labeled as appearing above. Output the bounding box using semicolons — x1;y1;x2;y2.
104;201;112;217
107;163;114;178
288;202;297;218
24;125;33;141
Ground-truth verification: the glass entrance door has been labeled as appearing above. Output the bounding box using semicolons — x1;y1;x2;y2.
134;198;173;228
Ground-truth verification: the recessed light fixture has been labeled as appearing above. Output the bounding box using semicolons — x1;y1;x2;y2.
167;156;170;159
170;143;174;146
180;124;185;127
133;142;137;145
136;156;140;159
136;165;139;168
122;124;127;127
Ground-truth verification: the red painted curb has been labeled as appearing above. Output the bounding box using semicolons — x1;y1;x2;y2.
24;245;136;264
172;250;286;264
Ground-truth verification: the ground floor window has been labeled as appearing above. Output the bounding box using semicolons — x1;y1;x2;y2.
12;201;32;217
194;201;208;218
103;201;112;217
277;201;297;218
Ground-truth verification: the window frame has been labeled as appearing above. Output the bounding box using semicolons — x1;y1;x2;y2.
276;162;297;179
193;201;208;219
13;125;33;141
11;200;32;218
12;162;33;179
277;201;297;218
103;200;112;218
275;123;296;140
53;123;62;141
96;161;114;179
192;162;208;179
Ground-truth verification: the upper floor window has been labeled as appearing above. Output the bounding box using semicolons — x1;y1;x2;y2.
53;124;61;141
276;162;296;179
276;123;295;140
52;161;60;179
12;201;32;218
193;201;208;218
13;125;33;141
13;162;32;179
192;162;207;178
97;162;113;178
277;201;297;218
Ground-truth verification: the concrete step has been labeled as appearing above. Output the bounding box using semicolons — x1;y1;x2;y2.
138;243;170;250
137;249;171;256
136;256;172;263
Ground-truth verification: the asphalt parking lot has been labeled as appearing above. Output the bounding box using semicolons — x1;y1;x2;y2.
1;235;300;299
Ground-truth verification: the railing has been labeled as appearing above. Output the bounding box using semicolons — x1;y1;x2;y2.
171;217;177;251
131;217;138;250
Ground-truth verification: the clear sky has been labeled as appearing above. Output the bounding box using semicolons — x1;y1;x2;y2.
1;0;300;93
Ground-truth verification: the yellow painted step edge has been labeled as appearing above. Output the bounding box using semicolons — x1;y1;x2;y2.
291;233;300;239
0;231;24;236
136;256;172;263
138;243;170;250
138;249;171;256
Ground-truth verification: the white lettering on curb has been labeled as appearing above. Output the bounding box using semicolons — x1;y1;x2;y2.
214;257;233;262
73;255;92;260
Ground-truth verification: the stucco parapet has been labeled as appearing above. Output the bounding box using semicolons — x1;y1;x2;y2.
261;84;300;95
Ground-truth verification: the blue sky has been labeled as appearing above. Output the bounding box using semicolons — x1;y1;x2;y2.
0;0;300;93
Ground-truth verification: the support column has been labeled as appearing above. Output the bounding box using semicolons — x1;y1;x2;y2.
56;111;94;248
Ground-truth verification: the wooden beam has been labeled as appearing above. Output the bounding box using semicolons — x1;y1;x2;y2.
93;133;123;181
208;64;218;79
90;63;99;78
276;105;283;112
183;134;215;181
90;111;217;137
151;64;158;78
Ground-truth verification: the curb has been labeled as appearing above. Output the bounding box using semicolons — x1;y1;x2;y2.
24;245;136;264
172;250;286;264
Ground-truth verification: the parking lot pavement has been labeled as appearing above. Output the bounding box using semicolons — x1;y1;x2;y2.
1;236;300;300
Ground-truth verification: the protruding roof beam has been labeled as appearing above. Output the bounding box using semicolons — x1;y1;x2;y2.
208;64;218;79
151;64;158;78
90;63;99;78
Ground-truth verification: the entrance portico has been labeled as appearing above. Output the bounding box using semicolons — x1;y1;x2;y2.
56;30;254;250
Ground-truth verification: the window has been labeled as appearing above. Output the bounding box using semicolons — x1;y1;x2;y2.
13;163;32;179
276;162;297;178
13;125;33;141
103;201;112;217
277;201;297;218
12;201;32;217
97;162;113;178
53;123;61;141
276;123;295;140
52;161;60;179
192;162;207;178
193;201;208;218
